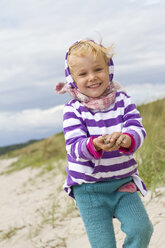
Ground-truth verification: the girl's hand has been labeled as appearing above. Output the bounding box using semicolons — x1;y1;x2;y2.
93;132;132;152
104;132;132;151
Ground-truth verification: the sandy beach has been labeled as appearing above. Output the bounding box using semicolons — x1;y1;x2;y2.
0;158;164;248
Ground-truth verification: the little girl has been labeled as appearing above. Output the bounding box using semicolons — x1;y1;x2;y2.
56;39;153;248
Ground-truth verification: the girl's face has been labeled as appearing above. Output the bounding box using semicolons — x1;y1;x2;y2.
70;54;109;98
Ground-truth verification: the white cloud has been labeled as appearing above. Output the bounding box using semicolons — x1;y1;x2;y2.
125;83;165;105
143;0;161;6
0;104;65;146
0;105;64;132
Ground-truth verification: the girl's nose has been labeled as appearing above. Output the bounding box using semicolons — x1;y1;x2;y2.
88;72;96;82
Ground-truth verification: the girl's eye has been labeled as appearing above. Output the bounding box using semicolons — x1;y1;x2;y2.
95;68;103;72
79;72;87;76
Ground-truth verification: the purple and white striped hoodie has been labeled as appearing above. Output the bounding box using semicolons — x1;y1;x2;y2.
62;41;147;198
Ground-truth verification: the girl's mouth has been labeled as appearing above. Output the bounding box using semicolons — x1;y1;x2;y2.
88;83;101;88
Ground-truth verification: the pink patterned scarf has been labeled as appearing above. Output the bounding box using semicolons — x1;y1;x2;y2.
55;81;123;110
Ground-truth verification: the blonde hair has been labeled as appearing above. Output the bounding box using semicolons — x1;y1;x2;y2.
67;40;114;72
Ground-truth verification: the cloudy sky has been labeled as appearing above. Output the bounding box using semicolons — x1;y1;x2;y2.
0;0;165;146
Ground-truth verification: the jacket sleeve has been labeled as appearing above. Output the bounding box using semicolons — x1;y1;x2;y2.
63;104;96;161
121;93;146;153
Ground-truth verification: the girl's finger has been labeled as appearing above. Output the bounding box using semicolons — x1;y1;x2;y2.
109;132;122;143
116;135;126;146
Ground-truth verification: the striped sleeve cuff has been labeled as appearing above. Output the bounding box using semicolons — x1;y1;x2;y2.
87;137;103;159
119;133;135;154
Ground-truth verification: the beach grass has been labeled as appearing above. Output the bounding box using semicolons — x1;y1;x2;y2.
136;98;165;190
0;132;67;174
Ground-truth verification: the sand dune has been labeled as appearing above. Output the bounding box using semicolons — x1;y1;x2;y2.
0;158;164;248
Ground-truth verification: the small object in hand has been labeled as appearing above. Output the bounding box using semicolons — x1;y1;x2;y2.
103;135;109;144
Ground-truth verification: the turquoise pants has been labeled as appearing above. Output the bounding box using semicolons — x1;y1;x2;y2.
73;177;153;248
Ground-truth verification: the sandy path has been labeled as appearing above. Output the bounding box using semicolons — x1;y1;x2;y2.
0;158;164;248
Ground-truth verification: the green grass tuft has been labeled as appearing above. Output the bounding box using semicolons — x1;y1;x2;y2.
136;99;165;190
1;132;66;174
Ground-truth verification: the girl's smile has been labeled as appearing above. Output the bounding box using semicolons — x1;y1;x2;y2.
87;83;102;88
70;54;110;98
